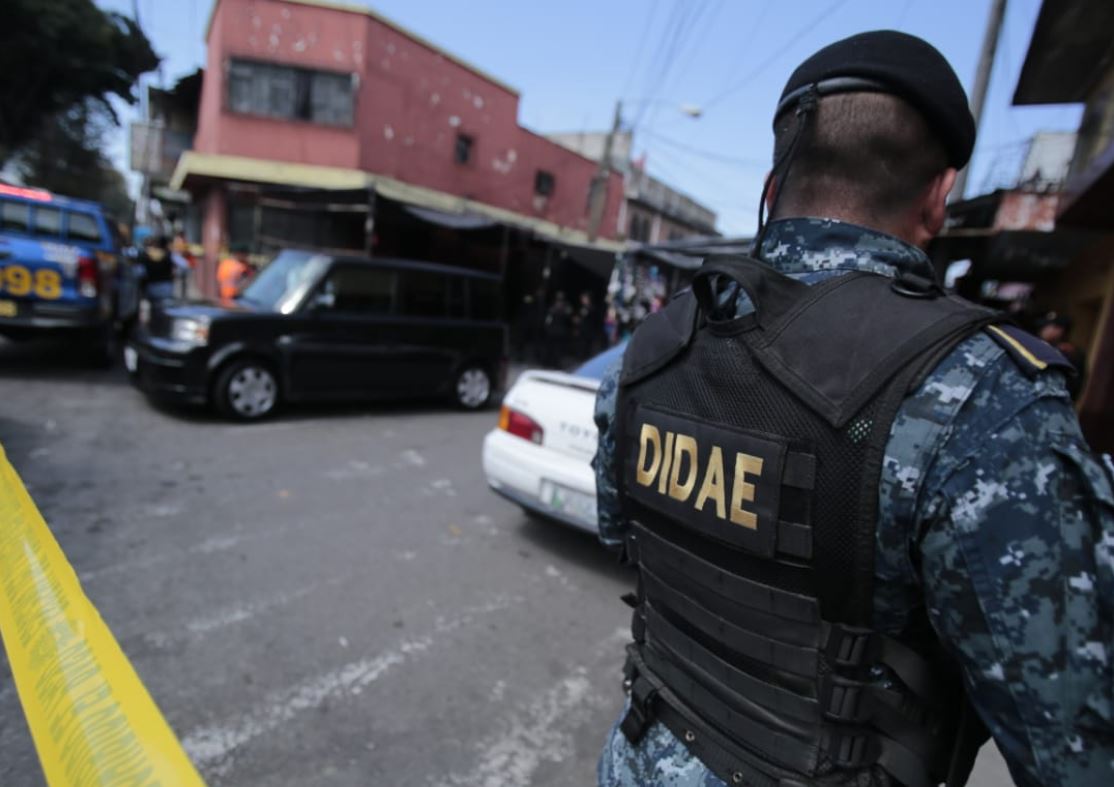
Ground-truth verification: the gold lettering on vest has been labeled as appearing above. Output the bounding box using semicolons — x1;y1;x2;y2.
667;435;699;502
657;432;676;494
694;445;727;519
635;424;662;487
730;453;764;529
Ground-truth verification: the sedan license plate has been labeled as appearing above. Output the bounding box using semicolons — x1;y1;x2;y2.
0;300;16;318
123;346;138;373
540;480;596;525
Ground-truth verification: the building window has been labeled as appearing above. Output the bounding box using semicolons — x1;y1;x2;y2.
227;58;354;127
534;170;555;197
455;133;474;164
629;213;651;242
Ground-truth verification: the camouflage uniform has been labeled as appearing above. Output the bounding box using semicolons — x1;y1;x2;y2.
593;217;1114;786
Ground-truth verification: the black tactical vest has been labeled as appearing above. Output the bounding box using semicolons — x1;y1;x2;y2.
614;256;1002;787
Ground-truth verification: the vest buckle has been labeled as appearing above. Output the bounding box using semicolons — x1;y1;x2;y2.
822;623;879;669
821;729;880;770
819;674;869;724
619;675;659;744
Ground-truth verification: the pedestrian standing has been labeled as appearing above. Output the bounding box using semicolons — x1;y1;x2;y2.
217;244;253;302
594;31;1114;787
139;235;175;303
544;290;572;368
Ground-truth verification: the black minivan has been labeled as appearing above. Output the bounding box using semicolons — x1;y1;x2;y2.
126;250;507;420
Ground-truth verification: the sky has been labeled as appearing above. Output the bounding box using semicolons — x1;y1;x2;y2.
96;0;1081;237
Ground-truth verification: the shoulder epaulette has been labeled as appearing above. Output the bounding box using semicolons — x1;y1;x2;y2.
986;323;1075;378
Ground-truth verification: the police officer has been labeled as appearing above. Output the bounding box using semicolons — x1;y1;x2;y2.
593;31;1114;787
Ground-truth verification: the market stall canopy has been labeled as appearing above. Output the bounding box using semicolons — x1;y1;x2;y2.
170;151;624;252
403;205;497;230
556;242;618;278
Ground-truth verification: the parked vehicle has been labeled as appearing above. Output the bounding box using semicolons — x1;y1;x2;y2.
482;343;625;533
126;249;508;420
0;183;133;363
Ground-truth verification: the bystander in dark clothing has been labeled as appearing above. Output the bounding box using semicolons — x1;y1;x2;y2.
544;291;573;367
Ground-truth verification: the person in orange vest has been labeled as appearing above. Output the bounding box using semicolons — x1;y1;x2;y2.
217;244;252;301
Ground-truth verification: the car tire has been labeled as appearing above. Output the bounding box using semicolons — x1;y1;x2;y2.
214;359;280;421
453;364;492;410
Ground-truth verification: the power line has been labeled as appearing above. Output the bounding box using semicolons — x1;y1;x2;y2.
631;0;707;132
700;0;853;113
640;128;768;169
619;0;661;100
895;0;916;30
656;0;727;105
714;0;775;95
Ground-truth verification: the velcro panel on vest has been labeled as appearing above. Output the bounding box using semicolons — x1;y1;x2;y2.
624;404;792;558
631;523;820;624
752;273;998;427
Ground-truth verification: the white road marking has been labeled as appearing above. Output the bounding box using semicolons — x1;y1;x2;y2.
185;581;324;635
400;449;426;467
447;628;628;787
78;526;295;583
181;595;523;775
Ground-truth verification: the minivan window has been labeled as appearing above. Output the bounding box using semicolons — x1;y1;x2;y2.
33;206;62;237
68;212;103;244
323;267;396;314
238;249;329;313
0;200;30;233
400;270;447;317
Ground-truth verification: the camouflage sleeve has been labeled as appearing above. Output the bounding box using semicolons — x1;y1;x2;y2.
593;356;626;551
919;388;1114;786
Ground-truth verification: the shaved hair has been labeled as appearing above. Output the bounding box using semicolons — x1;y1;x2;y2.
771;92;949;224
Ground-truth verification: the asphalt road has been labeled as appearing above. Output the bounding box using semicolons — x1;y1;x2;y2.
0;338;1014;786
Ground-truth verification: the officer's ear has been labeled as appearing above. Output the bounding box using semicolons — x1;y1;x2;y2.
762;173;779;215
915;167;957;247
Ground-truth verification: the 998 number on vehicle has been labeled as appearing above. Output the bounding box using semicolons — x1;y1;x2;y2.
0;265;62;299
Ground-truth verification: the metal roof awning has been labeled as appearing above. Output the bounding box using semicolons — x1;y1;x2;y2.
1013;0;1114;105
170;151;625;252
403;205;497;230
624;236;754;271
556;242;618;278
1058;139;1114;229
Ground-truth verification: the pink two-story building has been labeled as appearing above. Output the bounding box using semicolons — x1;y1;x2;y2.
172;0;625;292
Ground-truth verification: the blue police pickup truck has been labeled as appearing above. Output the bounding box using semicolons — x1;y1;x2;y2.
0;183;137;363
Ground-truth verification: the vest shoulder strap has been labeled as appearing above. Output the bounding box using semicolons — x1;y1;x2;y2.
753;272;1000;427
620;289;700;387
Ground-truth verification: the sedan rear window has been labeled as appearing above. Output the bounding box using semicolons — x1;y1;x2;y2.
574;342;627;381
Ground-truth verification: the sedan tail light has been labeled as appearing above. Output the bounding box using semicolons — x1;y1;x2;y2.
77;255;99;298
498;405;544;444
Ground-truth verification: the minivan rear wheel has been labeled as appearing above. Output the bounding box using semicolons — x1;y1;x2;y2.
453;365;491;410
214;359;279;421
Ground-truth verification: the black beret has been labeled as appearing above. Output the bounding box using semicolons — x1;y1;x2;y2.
776;30;976;168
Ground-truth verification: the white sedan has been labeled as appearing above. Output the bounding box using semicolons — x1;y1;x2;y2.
482;344;625;533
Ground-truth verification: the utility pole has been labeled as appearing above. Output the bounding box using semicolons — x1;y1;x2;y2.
587;100;622;242
953;0;1008;201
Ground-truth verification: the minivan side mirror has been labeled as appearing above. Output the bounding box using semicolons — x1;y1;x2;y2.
311;291;336;311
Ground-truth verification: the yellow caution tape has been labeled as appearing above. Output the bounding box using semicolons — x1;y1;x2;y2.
0;445;205;786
